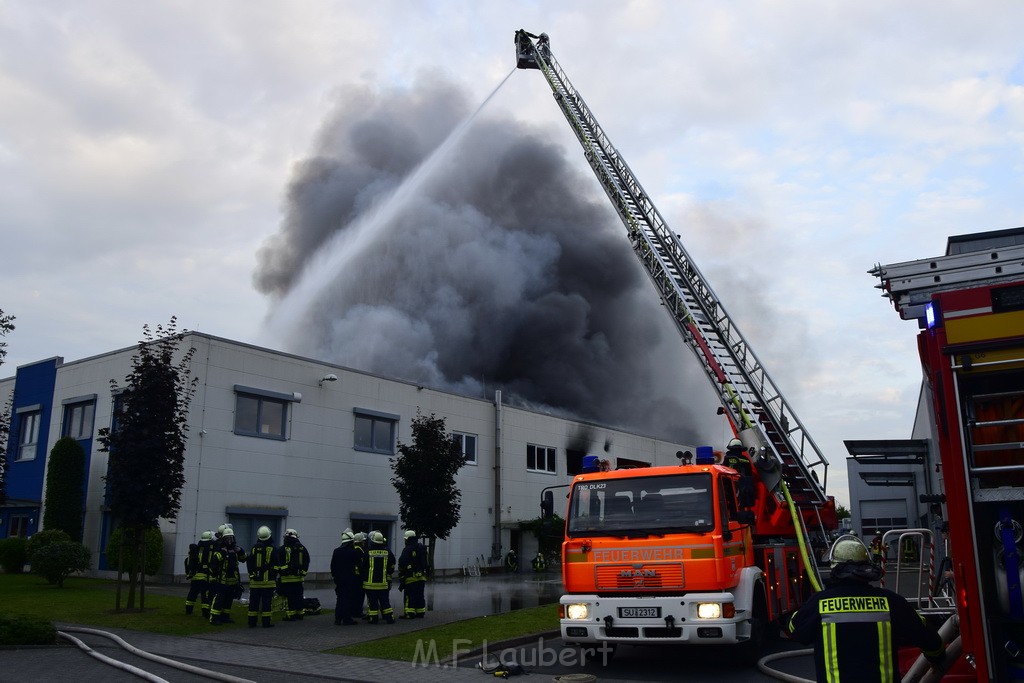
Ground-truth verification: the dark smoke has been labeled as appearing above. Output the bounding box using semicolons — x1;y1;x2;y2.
255;73;716;444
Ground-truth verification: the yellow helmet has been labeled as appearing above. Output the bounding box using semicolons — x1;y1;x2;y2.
829;535;870;566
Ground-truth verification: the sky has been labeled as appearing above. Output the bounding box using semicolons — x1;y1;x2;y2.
3;1;1024;509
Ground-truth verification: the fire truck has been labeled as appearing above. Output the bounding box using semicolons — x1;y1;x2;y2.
874;227;1024;681
515;30;837;657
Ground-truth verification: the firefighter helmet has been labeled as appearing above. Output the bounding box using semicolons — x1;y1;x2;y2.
341;531;354;545
829;535;871;566
404;530;417;540
257;526;272;541
370;531;386;544
727;437;743;451
285;528;299;539
216;524;228;536
354;532;367;543
200;531;213;541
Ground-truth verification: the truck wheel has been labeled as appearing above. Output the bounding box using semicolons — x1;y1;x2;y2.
736;591;768;666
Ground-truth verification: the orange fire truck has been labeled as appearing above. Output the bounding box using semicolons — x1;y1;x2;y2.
516;30;837;657
874;227;1024;681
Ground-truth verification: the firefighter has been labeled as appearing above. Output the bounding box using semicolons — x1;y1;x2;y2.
362;531;396;624
276;528;309;621
723;438;756;508
398;530;428;619
184;530;214;617
870;531;886;566
505;548;518;573
331;531;362;625
352;531;369;621
531;551;547;573
246;526;278;628
208;527;245;624
787;536;945;682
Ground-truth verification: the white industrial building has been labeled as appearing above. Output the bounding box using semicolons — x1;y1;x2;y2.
1;332;695;580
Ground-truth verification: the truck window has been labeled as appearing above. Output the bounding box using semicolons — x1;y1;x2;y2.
566;473;715;537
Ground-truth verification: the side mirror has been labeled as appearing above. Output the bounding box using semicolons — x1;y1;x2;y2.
541;490;554;519
736;510;756;526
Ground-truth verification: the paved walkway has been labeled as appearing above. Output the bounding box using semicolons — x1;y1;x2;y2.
1;573;565;683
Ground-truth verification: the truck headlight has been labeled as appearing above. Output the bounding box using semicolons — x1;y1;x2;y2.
696;602;722;619
565;603;590;620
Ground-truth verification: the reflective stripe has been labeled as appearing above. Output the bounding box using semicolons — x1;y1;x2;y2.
877;620;892;682
822;622;840;683
823;611;890;624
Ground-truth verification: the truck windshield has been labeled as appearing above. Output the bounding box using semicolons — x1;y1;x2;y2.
566;473;716;537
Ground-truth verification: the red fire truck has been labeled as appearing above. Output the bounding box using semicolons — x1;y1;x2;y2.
875;227;1024;681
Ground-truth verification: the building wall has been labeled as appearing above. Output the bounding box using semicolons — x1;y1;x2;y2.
4;333;698;581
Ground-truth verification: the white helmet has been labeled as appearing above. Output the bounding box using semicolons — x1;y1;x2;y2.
285;528;299;539
727;438;743;450
200;530;213;541
341;531;354;545
404;530;417;540
257;526;272;541
370;531;386;544
354;532;367;543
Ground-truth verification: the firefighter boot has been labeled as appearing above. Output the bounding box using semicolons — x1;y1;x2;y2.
201;608;210;620
262;617;275;628
248;616;258;628
185;605;194;615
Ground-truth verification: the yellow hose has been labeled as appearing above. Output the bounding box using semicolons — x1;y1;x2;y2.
782;479;823;593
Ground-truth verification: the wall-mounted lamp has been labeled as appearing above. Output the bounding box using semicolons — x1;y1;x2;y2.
319;373;339;387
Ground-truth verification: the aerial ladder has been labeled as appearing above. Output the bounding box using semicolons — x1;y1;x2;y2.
514;30;833;540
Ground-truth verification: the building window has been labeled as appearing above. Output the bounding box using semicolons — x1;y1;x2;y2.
16;409;41;461
10;515;31;538
453;432;478;464
233;385;299;440
63;398;96;440
354;408;398;454
527;443;556;474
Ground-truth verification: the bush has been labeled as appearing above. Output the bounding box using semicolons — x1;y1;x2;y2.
43;437;86;541
0;536;28;573
0;613;57;645
105;526;163;576
25;528;72;562
30;540;91;587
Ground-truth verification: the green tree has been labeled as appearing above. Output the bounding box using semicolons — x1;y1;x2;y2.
0;308;15;506
836;504;851;520
43;437;86;541
97;317;197;610
391;411;466;573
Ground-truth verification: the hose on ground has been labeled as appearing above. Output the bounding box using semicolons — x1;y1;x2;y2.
756;648;815;683
57;631;170;683
58;626;256;683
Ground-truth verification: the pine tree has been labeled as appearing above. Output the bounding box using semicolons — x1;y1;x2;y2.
43;437;86;541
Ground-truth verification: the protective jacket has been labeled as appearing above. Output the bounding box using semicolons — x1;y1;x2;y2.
331;544;363;585
788;572;943;682
363;545;396;590
186;538;215;580
209;545;242;587
277;540;309;584
398;539;428;585
247;540;278;589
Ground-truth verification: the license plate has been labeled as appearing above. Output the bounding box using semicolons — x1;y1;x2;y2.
619;606;661;618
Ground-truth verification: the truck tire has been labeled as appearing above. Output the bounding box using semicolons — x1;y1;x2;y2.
736;589;768;666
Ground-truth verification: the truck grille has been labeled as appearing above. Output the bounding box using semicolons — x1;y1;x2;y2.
595;563;684;590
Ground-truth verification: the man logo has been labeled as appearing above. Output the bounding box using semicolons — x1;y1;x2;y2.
619;569;656;578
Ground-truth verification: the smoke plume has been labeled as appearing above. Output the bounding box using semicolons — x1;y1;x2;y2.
255;73;715;444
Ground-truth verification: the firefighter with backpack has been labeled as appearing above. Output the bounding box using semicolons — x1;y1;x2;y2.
246;526;279;628
184;530;215;618
398;530;428;619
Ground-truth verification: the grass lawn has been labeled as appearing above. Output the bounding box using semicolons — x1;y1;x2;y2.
330;603;559;662
2;573;561;660
0;573;234;636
